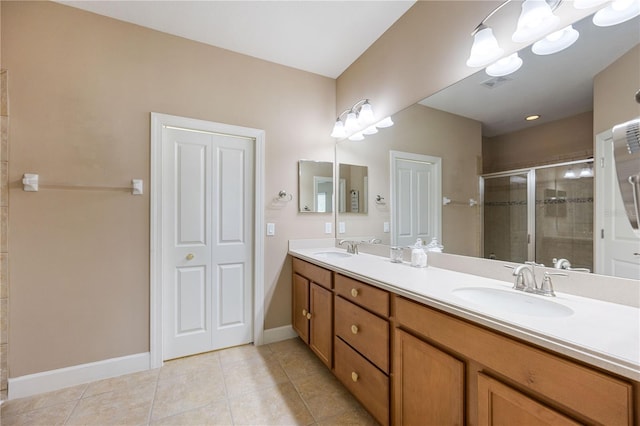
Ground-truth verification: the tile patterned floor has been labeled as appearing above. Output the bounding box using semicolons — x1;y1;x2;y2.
0;337;378;425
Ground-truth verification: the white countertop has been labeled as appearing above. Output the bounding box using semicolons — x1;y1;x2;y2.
289;247;640;381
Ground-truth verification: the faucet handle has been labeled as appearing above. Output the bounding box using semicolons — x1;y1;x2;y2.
539;272;567;297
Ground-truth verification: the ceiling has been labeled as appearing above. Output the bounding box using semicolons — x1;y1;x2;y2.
57;0;416;79
420;13;640;137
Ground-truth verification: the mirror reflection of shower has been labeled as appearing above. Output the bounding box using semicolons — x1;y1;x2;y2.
482;159;594;271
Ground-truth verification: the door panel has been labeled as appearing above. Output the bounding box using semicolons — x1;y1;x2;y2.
163;126;253;360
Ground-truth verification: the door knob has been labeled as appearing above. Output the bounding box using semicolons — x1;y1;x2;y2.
186;253;195;260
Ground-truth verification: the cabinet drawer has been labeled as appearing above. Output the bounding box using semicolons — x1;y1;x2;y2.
334;274;389;317
395;297;633;425
335;296;389;373
334;337;389;426
292;257;332;289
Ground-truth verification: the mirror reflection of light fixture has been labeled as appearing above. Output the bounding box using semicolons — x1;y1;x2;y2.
375;116;394;128
532;25;580;55
573;0;608;8
331;99;394;140
579;165;594;177
512;0;560;43
592;0;640;26
486;52;523;76
563;168;578;179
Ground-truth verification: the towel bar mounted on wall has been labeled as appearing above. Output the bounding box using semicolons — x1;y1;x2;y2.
22;173;144;195
443;196;478;206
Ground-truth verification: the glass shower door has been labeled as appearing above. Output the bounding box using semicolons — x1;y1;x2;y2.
483;173;531;263
535;163;593;271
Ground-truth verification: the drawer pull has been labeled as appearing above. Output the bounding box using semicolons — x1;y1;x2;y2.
302;309;307;317
351;325;359;334
351;288;359;297
351;372;359;382
306;312;312;320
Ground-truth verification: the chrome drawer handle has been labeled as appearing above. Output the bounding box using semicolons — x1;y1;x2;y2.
351;325;359;334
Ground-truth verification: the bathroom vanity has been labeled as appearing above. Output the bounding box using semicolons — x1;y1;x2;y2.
289;244;640;425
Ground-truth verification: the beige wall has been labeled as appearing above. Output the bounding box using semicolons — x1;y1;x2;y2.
593;44;640;135
337;104;482;255
3;1;335;377
483;111;594;174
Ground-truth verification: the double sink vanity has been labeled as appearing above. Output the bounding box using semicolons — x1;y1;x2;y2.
288;240;640;425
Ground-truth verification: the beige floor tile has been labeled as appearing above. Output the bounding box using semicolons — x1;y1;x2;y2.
228;382;313;426
272;340;327;380
1;384;87;418
222;351;289;397
315;407;379;426
66;381;156;426
218;343;273;368
84;368;159;398
151;399;233;425
293;368;359;421
151;372;227;420
1;401;76;426
159;351;221;382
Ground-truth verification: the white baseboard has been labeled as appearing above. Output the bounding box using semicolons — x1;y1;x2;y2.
8;352;150;400
262;325;297;345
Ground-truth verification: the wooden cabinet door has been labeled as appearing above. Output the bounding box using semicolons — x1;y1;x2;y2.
309;282;333;367
292;273;310;343
394;329;465;426
477;373;580;426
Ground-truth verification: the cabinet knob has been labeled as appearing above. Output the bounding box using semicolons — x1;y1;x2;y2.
306;312;312;320
351;288;359;297
351;372;359;382
302;309;308;317
186;253;195;261
351;325;359;334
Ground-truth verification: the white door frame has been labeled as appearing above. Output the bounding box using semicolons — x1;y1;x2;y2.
150;112;265;368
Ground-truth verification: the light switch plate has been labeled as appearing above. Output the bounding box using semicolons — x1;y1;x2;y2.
384;222;390;233
324;222;332;234
338;222;346;234
266;223;275;236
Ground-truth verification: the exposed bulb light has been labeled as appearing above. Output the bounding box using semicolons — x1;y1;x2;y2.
532;25;580;55
573;0;608;9
375;116;394;128
593;0;640;26
512;0;560;43
486;53;523;77
466;26;504;68
331;99;392;140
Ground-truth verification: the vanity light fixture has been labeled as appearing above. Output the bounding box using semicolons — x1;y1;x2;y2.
512;0;560;43
532;25;580;55
592;0;640;26
331;99;394;140
486;52;523;76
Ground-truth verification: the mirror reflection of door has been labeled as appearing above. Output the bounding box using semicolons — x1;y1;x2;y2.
390;151;442;247
313;176;333;213
298;160;333;213
338;163;369;214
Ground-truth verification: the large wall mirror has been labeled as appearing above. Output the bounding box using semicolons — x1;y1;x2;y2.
298;160;334;213
335;11;639;278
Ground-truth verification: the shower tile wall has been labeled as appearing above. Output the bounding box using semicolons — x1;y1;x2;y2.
1;69;8;400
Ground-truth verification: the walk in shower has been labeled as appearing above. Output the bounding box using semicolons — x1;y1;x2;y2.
482;159;594;271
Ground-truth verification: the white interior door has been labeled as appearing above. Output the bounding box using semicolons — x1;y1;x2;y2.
162;126;254;360
595;132;640;279
391;151;442;247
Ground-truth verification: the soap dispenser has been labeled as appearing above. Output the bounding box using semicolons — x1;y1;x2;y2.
410;238;427;268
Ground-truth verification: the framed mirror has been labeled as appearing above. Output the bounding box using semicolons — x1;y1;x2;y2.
338;163;368;214
298;160;334;213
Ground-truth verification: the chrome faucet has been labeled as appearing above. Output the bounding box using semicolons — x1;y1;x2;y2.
339;240;359;254
507;261;566;297
552;258;590;273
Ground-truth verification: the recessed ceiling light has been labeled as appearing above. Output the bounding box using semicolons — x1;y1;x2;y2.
525;114;540;121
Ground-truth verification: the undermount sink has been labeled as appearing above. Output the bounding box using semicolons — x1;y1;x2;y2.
313;251;352;259
452;287;574;318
